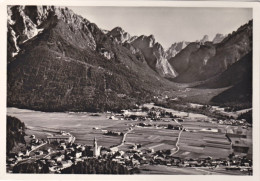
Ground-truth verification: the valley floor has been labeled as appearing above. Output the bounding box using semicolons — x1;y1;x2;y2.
6;103;252;175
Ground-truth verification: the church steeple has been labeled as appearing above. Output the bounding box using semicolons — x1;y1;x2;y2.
93;137;99;157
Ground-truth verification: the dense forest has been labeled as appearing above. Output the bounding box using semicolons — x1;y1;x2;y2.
154;101;232;119
61;158;134;174
237;110;252;124
13;160;49;173
154;100;252;124
6;116;26;154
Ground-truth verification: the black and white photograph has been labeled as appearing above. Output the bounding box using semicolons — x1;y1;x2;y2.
1;0;260;179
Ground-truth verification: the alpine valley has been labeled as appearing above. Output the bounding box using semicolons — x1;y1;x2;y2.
6;6;253;175
7;6;252;112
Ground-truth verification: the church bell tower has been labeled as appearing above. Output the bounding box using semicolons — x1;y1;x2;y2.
93;137;99;157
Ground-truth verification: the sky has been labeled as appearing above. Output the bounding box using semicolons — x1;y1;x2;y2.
69;6;252;49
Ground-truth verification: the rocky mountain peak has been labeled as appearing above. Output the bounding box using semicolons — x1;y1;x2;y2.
200;35;209;44
111;26;123;32
8;6;181;112
172;20;252;83
7;5;97;59
154;42;164;52
212;33;226;44
133;34;156;48
166;41;190;59
108;26;131;44
148;34;155;40
131;34;177;78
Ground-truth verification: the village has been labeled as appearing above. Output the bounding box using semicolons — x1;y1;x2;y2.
6;104;253;174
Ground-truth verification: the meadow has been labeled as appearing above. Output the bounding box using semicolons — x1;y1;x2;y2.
7;107;126;147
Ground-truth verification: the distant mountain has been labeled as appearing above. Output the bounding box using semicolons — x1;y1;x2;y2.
6;5;253;110
131;35;178;78
168;42;201;74
166;41;190;59
107;27;133;44
7;6;176;112
212;33;226;44
200;35;209;44
103;26;178;78
172;20;252;83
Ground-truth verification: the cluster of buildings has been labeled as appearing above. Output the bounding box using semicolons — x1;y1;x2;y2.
47;131;75;144
112;107;178;122
105;143;252;174
7;125;253;174
7;135;48;168
151;154;252;172
104;130;123;136
216;118;251;127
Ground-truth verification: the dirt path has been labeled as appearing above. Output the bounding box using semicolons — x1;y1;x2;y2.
113;128;133;148
28;142;47;156
170;120;184;155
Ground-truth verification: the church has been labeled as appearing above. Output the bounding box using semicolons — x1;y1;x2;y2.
93;137;101;157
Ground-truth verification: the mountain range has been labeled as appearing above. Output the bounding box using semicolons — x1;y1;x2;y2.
7;6;253;111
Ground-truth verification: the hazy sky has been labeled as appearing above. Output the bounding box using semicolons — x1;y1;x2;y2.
69;6;252;49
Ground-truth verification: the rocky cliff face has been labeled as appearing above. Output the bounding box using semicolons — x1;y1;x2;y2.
107;27;178;78
212;33;226;44
7;5;176;112
107;27;132;44
166;41;190;59
7;6;96;61
131;35;178;78
168;42;201;74
172;20;252;83
201;20;252;79
200;35;209;44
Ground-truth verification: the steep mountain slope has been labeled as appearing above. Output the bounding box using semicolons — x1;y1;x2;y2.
211;77;252;107
106;28;178;78
172;20;252;83
7;6;176;112
166;41;190;59
209;52;252;106
130;35;178;78
168;42;201;74
197;52;252;89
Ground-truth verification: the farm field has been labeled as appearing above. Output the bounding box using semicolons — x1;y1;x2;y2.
7;107;127;147
177;125;232;159
7;106;252;159
139;165;208;175
226;126;252;158
123;127;179;152
139;165;248;175
139;164;246;175
170;87;229;105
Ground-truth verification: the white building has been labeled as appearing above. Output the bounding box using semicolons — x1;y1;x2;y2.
93;137;101;157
